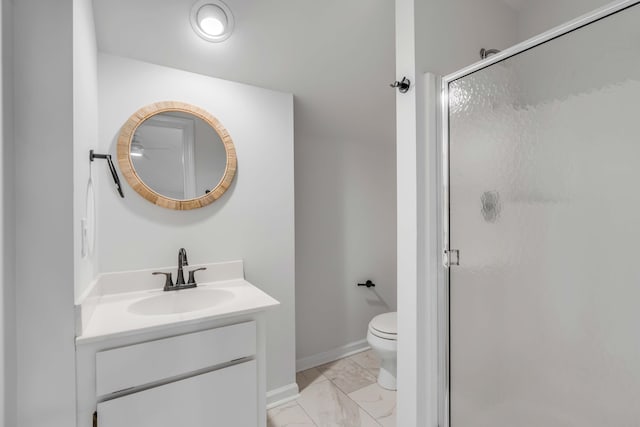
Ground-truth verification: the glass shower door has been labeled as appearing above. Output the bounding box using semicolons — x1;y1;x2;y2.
447;3;640;426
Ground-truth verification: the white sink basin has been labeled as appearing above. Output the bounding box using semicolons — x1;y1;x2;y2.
128;288;235;316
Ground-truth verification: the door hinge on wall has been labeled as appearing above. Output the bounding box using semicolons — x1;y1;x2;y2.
93;411;98;427
444;249;460;267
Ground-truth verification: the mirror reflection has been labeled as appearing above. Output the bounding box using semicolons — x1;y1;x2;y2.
131;111;228;200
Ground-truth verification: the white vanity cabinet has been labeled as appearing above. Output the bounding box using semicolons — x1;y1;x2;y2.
95;321;256;396
75;262;279;427
76;317;269;427
97;360;257;427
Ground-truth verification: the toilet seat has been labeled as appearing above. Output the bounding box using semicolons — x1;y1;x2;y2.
368;312;397;340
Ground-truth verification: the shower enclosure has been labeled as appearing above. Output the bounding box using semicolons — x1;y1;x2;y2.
440;1;640;425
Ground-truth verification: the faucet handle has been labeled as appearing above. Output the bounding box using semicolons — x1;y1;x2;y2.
153;272;174;290
187;267;207;286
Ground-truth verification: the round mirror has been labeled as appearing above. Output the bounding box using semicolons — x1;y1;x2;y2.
117;101;237;210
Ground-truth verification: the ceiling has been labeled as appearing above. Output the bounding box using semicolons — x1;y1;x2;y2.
92;0;396;143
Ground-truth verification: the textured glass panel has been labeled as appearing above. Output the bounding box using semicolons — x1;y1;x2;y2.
449;4;640;426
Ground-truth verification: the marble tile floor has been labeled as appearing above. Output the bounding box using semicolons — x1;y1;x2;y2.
267;350;397;427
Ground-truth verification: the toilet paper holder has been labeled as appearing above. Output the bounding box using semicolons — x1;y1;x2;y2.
357;280;376;288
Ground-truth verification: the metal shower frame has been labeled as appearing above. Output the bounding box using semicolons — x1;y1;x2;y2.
436;1;640;426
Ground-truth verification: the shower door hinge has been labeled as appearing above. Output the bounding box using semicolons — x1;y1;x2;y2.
444;249;460;267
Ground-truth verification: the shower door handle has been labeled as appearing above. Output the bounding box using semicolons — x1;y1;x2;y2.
444;249;460;267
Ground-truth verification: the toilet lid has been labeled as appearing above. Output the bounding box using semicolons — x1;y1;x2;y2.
369;312;397;337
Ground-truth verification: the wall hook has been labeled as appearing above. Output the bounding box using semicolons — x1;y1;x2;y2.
89;150;124;198
390;77;411;93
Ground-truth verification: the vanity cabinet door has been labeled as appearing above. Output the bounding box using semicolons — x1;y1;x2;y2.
96;360;257;427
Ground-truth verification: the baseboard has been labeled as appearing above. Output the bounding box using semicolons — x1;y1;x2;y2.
266;383;299;409
296;339;370;372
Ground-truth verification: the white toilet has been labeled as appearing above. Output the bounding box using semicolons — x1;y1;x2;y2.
367;311;397;390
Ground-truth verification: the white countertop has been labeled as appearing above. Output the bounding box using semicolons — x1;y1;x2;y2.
76;276;279;345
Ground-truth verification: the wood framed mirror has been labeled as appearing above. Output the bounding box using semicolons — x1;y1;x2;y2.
117;101;237;210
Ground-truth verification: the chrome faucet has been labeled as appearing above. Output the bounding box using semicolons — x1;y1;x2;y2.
176;248;189;285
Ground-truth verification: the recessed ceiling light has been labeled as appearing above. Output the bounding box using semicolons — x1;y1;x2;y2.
190;0;234;42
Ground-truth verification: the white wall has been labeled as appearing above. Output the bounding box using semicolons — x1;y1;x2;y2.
416;0;518;76
2;2;17;425
13;0;77;426
0;10;4;416
514;0;614;42
91;0;397;365
1;1;5;422
73;0;100;300
396;0;518;425
96;53;296;393
1;0;15;423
